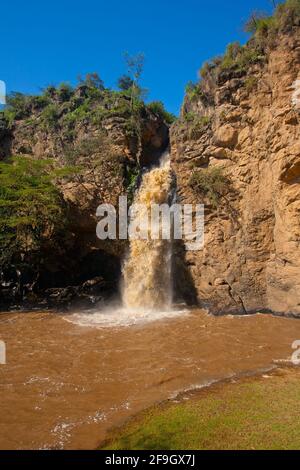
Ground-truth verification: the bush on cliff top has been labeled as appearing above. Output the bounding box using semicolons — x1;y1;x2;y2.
1;66;174;131
147;101;176;124
185;0;300;111
244;12;277;36
220;42;263;72
245;0;300;36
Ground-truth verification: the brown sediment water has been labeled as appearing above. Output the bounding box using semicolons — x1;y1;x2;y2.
1;308;300;449
122;154;173;311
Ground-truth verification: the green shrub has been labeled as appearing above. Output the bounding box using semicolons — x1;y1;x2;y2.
244;1;300;39
91;105;109;125
183;111;209;123
4;92;51;125
183;111;197;123
185;0;299;107
220;42;263;72
4;92;32;122
3;109;16;128
282;0;300;16
147;101;176;124
78;72;105;91
41;104;61;129
30;95;50;110
221;42;243;69
63;135;106;164
57;82;73;102
44;85;57;98
199;57;222;80
190;167;229;208
193;118;211;140
244;12;277;35
185;82;205;101
0;156;66;268
275;0;300;29
180;111;211;140
124;165;140;203
62;101;91;127
245;76;259;92
124;116;140;139
199;63;211;79
118;75;134;91
85;86;104;101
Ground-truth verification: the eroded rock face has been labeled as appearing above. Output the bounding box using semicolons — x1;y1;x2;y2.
171;32;300;315
0;106;169;308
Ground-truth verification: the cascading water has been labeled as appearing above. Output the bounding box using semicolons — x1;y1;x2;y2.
69;152;186;327
122;153;174;312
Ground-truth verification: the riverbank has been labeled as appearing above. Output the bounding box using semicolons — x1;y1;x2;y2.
102;366;300;450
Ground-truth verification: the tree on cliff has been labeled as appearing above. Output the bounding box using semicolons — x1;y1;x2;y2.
123;52;147;107
78;72;105;90
117;75;134;91
0;156;66;270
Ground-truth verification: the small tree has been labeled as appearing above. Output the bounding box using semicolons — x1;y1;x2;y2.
5;92;32;120
79;72;105;90
0;156;66;269
117;74;134;91
57;82;73;102
244;10;276;36
124;52;146;108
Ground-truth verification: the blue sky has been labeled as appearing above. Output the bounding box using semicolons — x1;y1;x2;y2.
2;0;274;115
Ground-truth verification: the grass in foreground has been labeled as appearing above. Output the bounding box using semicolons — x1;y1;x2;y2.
102;367;300;450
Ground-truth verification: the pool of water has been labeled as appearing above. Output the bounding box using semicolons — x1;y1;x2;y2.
0;308;299;449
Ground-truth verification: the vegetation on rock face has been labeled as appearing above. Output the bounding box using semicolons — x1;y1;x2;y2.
174;111;211;141
245;0;300;37
199;43;264;81
244;75;259;92
244;12;278;36
220;43;263;72
62;133;125;201
0;156;67;270
123;52;148;105
190;167;229;208
2;83;134;131
189;115;211;140
185;81;205;100
147;101;176;124
0;53;172;300
124;165;141;204
0;57;174;135
118;75;134;91
182;0;300;113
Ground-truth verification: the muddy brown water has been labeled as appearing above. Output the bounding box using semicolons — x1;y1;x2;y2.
0;308;300;450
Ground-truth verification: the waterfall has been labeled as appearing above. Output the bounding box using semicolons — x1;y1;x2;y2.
122;153;173;312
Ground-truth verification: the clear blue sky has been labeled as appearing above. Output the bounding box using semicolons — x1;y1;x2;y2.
2;0;274;115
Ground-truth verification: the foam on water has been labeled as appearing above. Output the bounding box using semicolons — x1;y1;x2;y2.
65;151;183;330
64;305;189;328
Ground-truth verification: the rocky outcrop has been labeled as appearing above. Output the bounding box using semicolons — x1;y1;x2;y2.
171;29;300;315
0;92;169;309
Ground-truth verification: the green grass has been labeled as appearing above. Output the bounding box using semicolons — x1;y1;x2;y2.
101;368;300;450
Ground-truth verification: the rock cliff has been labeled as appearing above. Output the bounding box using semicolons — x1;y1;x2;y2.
0;86;169;308
171;6;300;315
